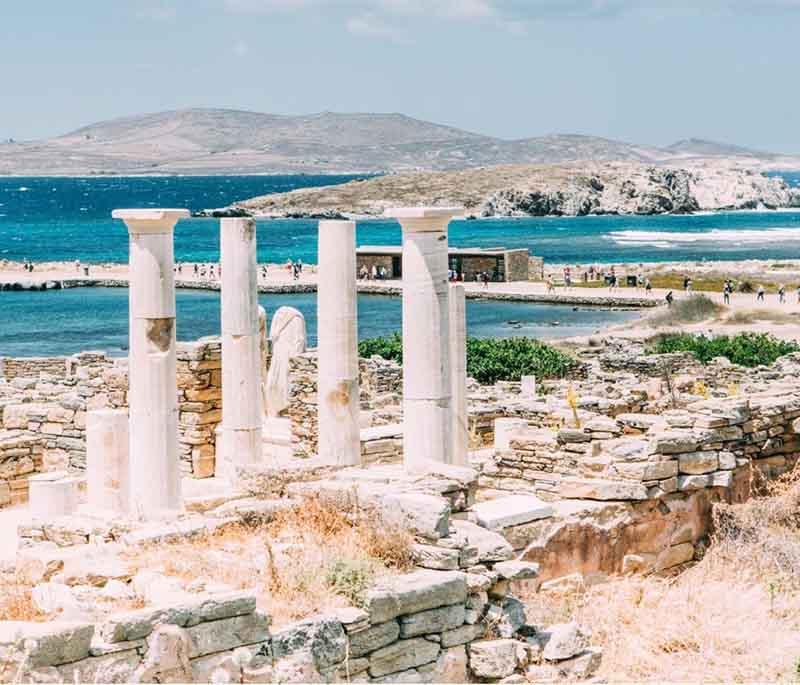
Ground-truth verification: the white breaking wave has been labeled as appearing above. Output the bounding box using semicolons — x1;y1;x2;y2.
609;227;800;247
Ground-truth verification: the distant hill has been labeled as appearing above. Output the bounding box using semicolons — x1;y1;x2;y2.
0;108;797;175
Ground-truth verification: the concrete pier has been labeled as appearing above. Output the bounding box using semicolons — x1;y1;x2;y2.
86;409;130;514
449;284;468;466
317;220;360;466
218;218;262;480
384;207;462;470
112;208;188;519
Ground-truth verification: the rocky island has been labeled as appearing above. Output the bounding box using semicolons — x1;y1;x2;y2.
232;160;800;219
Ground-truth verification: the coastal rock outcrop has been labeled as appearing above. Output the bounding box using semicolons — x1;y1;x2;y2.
234;161;799;219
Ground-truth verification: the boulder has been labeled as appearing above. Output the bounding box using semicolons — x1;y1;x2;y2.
271;614;348;671
468;639;525;679
542;622;589;661
451;520;514;562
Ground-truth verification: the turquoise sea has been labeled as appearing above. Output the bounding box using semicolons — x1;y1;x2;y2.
2;173;800;357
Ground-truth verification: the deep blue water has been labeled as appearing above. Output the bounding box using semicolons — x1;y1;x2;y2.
1;173;800;266
0;288;637;357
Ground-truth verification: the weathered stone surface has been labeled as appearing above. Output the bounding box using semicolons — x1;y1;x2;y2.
429;645;468;683
57;649;140;684
186;612;271;658
369;637;440;678
366;571;468;625
348;620;401;658
398;603;466;638
451;520;514;562
542;622;589;661
485;597;526;638
651;431;698;455
271;614;347;670
440;622;485;648
468;639;523;679
678;451;719;475
555;646;603;679
472;495;553;530
0;621;94;668
559;477;648;501
493;561;540;581
411;544;460;571
135;624;193;683
656;542;695;571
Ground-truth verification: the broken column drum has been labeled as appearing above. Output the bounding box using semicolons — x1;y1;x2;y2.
384;207;463;470
219;217;263;479
317;220;360;466
112;208;188;519
86;408;130;514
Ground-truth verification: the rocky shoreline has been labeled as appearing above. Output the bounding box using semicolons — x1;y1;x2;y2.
231;161;800;219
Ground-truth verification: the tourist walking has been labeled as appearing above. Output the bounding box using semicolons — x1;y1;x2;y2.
665;290;674;307
723;280;731;305
757;285;765;302
546;275;555;294
645;278;652;296
778;284;786;304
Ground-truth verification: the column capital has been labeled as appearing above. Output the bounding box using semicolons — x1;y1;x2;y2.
384;206;462;232
112;209;189;234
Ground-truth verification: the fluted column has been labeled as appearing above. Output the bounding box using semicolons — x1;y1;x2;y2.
218;218;263;480
384;207;462;471
317;220;360;465
449;283;468;466
112;208;188;519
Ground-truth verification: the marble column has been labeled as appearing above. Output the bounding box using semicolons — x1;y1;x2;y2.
112;208;188;519
384;207;462;471
317;220;360;465
218;218;262;480
86;408;130;514
449;284;468;466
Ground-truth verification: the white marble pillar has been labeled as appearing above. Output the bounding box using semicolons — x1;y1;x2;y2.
449;284;468;466
521;375;537;397
112;208;188;519
317;220;360;466
218;218;262;480
384;207;462;471
86;408;130;514
28;472;79;520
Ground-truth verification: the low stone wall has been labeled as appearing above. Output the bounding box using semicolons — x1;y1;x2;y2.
0;357;70;381
1;564;597;684
0;430;44;507
287;352;403;458
483;392;800;578
0;342;222;503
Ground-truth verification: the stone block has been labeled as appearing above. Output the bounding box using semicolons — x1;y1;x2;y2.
440;622;485;648
369;637;440;678
451;520;514;562
655;542;695;571
471;495;553;530
398;603;466;638
57;649;140;684
348;620;401;658
678;451;719;475
0;621;95;668
542;622;588;661
271;614;347;671
411;544;460;571
559;477;648;501
493;561;540;581
186;612;270;658
366;571;467;625
468;639;523;679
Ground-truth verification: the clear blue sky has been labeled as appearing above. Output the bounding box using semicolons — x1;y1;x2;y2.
3;0;799;152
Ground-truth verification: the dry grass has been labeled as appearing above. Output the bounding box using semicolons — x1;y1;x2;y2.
723;308;800;325
0;573;47;621
127;497;414;627
646;294;723;327
522;468;800;682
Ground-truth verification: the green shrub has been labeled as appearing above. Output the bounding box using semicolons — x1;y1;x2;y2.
359;334;578;385
651;332;800;367
325;558;375;607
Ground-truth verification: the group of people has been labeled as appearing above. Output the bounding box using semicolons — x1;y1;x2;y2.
286;259;303;280
359;264;389;280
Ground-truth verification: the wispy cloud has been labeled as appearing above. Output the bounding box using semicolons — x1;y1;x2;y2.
135;2;178;22
219;0;800;36
233;39;249;56
345;13;407;42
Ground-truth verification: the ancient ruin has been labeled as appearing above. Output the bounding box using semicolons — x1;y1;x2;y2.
2;205;800;683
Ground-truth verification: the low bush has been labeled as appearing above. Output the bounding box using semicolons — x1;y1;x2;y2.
651;332;800;367
647;294;722;327
359;334;578;385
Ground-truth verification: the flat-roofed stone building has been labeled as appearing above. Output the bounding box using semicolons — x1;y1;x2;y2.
356;246;531;282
